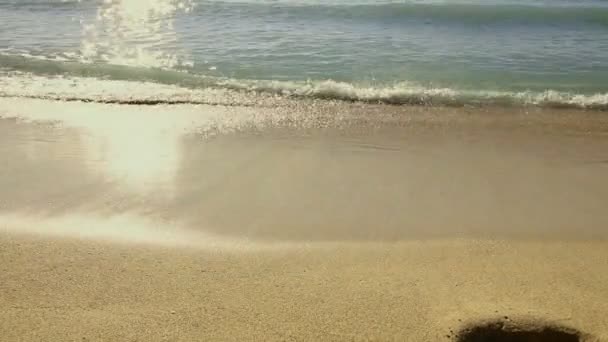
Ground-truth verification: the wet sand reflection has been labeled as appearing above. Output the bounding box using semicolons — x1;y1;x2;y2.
2;100;608;244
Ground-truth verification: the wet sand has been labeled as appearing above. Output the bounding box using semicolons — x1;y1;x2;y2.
1;98;608;341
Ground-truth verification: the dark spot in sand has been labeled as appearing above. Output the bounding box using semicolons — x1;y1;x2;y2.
456;320;583;342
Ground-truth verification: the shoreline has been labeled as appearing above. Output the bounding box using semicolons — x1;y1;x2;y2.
1;98;608;340
3;93;608;111
2;98;608;241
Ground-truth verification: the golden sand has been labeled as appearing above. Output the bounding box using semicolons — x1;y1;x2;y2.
1;99;608;341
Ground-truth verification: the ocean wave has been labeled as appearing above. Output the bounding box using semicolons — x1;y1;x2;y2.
4;0;607;26
0;0;85;11
195;1;608;26
1;53;607;110
1;69;607;110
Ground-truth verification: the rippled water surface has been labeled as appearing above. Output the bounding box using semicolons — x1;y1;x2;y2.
1;0;608;107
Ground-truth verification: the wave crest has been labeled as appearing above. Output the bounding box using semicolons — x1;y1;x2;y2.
1;70;607;110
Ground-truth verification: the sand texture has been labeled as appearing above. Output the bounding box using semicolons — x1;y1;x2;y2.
1;98;608;341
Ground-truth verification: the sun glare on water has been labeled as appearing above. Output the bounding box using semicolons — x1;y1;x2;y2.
81;0;195;68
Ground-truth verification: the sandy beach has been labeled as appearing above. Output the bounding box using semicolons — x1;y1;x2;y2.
1;98;608;341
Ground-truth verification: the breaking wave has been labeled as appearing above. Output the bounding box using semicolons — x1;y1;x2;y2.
1;54;607;110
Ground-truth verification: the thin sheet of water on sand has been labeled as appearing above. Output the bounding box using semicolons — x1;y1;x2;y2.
1;98;608;244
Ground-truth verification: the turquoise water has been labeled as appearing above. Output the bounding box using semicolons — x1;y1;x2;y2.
1;0;608;107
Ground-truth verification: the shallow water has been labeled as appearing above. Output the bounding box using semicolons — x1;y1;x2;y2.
2;99;608;243
1;0;608;108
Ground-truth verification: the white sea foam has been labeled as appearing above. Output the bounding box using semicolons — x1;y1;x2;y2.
1;71;607;110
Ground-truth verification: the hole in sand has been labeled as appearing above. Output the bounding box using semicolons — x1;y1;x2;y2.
456;320;583;342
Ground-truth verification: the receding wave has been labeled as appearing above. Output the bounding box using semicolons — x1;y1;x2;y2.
1;54;607;110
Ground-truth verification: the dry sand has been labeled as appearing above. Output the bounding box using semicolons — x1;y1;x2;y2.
1;98;608;341
2;235;608;341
